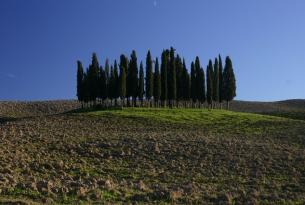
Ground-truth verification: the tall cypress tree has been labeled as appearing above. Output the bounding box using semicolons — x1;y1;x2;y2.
153;57;161;106
119;55;127;105
138;62;145;105
195;57;205;106
197;68;205;105
168;47;176;107
77;61;84;104
223;56;236;109
109;65;115;103
145;50;154;103
175;55;183;104
213;58;219;107
182;59;190;104
104;59;110;99
113;60;119;105
206;60;214;107
87;53;100;105
99;66;107;102
218;55;224;105
190;62;197;103
160;50;168;106
129;50;139;106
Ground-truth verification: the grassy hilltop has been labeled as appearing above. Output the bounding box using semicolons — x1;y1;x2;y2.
0;106;305;204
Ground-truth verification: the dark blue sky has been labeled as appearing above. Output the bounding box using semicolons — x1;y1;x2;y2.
0;0;304;101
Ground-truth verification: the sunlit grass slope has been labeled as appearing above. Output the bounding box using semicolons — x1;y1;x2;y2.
88;108;304;141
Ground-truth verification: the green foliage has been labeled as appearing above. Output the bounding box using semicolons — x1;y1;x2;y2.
99;66;107;100
175;55;183;101
223;56;236;103
168;47;177;102
76;60;84;102
153;57;161;101
206;60;214;105
190;62;197;102
113;60;119;99
129;50;139;102
145;50;154;100
76;49;236;109
138;62;145;100
195;57;205;103
160;50;168;102
213;58;219;102
218;55;224;103
182;59;190;101
119;55;127;99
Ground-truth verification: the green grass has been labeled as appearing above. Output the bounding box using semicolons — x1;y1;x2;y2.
89;107;286;123
88;108;298;136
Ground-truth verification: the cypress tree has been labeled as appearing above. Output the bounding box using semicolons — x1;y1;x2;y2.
129;50;139;106
153;57;161;106
109;65;115;104
104;59;110;100
175;55;183;105
160;50;168;106
113;60;119;105
195;57;205;106
83;71;90;106
213;58;219;107
206;60;214;107
99;66;107;102
168;47;176;107
138;62;145;105
87;53;100;105
223;56;236;109
145;50;154;103
182;59;190;106
77;61;84;105
197;67;205;106
190;62;197;104
119;55;127;106
218;55;224;106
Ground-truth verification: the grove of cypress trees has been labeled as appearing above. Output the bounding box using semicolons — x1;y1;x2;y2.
145;50;154;105
138;62;145;106
76;50;236;110
153;57;161;107
206;60;214;107
129;50;139;107
223;56;236;109
119;55;127;106
160;50;168;107
77;60;84;106
213;58;219;108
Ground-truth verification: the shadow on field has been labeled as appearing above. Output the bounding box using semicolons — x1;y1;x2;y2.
64;106;124;114
0;117;18;124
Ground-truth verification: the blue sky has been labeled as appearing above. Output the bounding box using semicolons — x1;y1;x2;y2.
0;0;304;101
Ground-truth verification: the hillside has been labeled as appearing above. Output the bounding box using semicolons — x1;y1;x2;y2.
0;106;304;204
1;99;304;120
